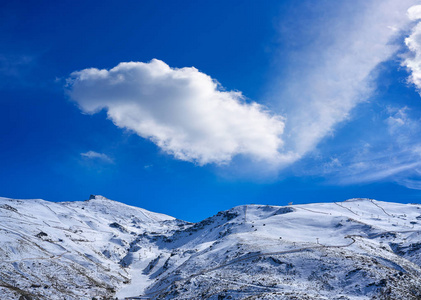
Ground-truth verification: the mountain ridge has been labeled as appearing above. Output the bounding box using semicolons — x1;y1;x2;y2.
1;196;421;299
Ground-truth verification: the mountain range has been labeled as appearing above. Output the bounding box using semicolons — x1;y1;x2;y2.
1;195;421;299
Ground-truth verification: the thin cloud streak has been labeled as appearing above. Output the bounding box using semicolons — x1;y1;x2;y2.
81;151;114;163
340;161;421;185
317;106;421;189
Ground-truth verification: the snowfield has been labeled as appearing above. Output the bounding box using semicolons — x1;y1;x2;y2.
1;196;421;299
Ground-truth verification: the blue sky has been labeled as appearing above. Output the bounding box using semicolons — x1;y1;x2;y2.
2;0;421;222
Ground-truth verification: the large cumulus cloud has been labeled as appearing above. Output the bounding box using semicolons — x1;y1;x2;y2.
67;59;288;165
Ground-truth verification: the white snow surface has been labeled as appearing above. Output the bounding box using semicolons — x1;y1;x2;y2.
1;196;421;299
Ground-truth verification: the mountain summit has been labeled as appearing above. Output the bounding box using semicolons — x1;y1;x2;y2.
1;196;421;299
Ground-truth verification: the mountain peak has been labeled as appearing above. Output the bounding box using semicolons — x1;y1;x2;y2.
344;197;373;202
88;194;109;201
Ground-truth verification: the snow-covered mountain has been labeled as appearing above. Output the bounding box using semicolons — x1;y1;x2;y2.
1;196;421;299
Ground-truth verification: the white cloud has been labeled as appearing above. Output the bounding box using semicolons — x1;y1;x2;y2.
81;151;114;163
408;5;421;21
403;5;421;94
274;0;417;159
68;59;288;166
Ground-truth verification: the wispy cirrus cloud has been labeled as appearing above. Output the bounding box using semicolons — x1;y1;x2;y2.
273;0;417;159
81;151;114;164
0;54;36;87
267;0;421;189
315;106;421;189
319;3;421;190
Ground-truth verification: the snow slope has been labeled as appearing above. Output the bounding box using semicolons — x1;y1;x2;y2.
1;196;421;299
